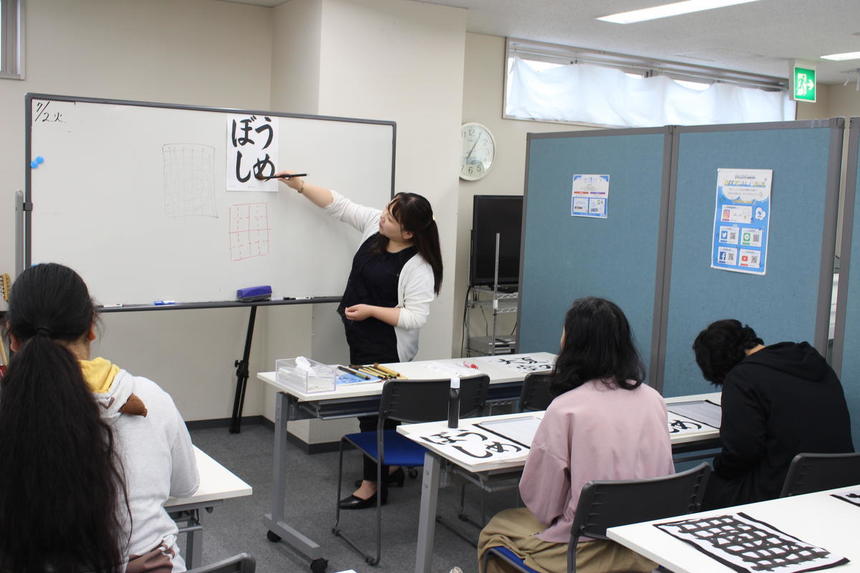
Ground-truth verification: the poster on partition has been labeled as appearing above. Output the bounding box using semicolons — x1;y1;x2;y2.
571;174;610;219
710;168;772;275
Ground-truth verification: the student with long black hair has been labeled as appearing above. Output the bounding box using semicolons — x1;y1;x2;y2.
0;263;199;572
275;171;443;510
477;298;674;573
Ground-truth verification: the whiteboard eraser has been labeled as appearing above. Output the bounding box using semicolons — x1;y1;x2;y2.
236;285;272;302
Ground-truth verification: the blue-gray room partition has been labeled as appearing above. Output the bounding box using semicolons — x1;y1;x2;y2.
660;120;843;398
518;128;672;381
832;117;860;446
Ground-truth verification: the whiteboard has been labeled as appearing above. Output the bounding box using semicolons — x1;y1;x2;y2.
25;94;395;306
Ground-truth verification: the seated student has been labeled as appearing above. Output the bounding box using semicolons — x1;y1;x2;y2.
477;297;674;573
693;319;854;509
0;263;199;572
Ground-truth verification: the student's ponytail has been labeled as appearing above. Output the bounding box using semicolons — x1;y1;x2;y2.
0;264;126;572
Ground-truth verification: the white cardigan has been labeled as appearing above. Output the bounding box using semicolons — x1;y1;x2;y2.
325;190;435;361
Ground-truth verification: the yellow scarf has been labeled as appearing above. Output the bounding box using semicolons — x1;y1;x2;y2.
80;357;120;394
80;357;147;417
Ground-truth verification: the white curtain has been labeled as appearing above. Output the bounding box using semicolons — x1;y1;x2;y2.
506;57;795;127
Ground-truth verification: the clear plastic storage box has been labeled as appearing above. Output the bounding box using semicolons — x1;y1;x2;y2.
275;357;337;393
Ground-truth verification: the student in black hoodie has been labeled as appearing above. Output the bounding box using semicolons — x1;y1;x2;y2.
693;319;854;509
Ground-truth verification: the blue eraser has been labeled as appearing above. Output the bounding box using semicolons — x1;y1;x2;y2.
236;285;272;302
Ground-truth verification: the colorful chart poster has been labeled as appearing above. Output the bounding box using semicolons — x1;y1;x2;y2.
571;174;610;219
710;168;772;275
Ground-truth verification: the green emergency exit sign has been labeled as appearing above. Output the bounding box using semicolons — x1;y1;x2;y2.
793;66;816;102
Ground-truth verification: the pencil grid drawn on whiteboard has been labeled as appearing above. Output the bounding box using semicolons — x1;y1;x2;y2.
162;144;217;218
229;203;271;261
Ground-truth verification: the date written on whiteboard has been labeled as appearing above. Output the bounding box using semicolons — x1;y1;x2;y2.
32;101;66;124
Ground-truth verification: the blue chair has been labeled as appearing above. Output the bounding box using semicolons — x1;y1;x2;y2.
333;375;489;566
482;463;711;573
779;451;860;497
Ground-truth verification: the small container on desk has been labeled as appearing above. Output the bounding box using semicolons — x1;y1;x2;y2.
275;358;336;393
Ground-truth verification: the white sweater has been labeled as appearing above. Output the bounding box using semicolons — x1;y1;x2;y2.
325;190;435;361
93;369;199;571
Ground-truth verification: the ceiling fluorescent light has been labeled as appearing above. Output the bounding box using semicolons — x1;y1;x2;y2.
598;0;760;24
821;52;860;61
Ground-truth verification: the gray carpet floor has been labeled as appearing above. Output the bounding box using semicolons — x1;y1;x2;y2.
188;423;518;573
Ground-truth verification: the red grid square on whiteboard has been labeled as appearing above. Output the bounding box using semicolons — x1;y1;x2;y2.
229;203;271;261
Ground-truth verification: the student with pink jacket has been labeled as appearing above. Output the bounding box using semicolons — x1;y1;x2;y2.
478;297;675;573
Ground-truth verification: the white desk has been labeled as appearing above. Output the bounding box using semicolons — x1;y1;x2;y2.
165;447;253;568
607;485;860;573
397;393;722;573
254;352;555;569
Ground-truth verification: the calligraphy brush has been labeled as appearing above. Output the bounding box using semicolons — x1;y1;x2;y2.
254;173;307;181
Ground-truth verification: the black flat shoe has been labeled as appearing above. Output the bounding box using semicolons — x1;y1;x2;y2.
353;467;406;489
338;492;387;510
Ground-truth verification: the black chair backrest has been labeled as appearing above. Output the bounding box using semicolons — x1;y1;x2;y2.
566;463;711;572
379;375;489;423
519;372;554;411
779;452;860;497
187;552;255;573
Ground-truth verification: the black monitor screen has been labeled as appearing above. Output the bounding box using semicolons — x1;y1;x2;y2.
470;195;523;286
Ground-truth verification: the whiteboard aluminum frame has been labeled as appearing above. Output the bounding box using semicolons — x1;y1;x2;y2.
23;93;397;310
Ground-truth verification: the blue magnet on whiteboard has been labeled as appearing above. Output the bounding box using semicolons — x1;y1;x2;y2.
36;156;44;164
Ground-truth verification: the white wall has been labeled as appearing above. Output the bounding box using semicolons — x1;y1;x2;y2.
454;33;594;353
316;0;467;363
828;84;860;117
257;0;468;439
3;0;471;428
0;0;277;421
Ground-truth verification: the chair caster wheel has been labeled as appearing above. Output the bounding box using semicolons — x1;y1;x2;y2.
365;556;379;566
310;558;328;572
266;530;282;542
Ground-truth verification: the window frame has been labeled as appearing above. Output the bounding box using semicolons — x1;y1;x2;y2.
1;0;25;80
503;37;788;127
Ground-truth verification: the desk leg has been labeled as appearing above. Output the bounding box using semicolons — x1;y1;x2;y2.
415;452;442;573
263;392;323;560
184;517;202;569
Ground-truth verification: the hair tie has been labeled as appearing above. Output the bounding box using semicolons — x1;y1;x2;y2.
35;326;53;337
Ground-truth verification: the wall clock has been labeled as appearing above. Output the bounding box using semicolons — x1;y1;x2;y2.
460;122;495;181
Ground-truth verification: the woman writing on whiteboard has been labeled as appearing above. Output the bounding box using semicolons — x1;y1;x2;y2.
0;263;199;572
276;171;443;510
